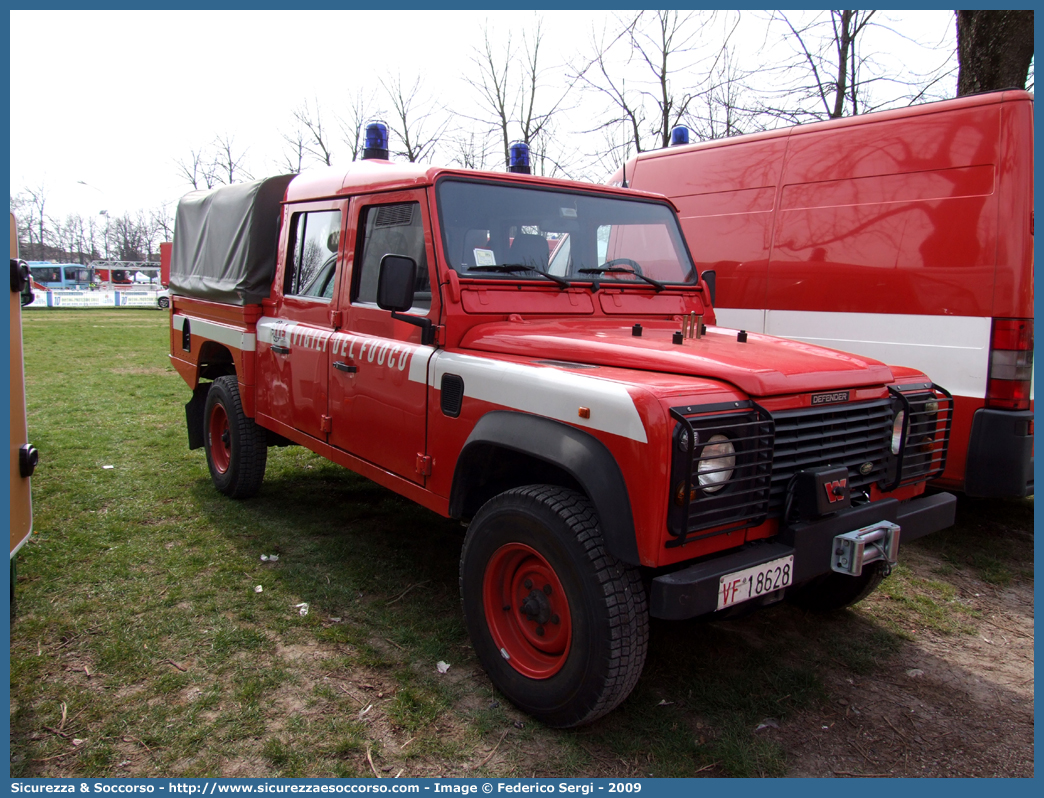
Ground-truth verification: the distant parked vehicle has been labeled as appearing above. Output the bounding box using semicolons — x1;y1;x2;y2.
92;260;161;286
27;261;94;289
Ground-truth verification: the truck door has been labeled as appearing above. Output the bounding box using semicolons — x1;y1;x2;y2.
328;191;437;484
256;203;345;441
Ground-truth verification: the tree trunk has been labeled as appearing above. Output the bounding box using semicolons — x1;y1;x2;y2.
956;10;1034;96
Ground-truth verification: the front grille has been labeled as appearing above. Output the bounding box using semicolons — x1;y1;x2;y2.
768;399;893;512
667;397;915;547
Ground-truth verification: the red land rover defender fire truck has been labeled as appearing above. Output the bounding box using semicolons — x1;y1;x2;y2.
613;90;1034;499
168;128;956;727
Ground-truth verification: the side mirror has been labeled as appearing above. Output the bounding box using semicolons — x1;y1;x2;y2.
700;269;716;306
377;254;417;312
377;254;435;345
11;259;32;305
10;258;27;293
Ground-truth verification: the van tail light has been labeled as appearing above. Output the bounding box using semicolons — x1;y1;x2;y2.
986;318;1033;410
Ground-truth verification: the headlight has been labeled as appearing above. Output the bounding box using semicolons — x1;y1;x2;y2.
697;434;736;492
890;411;905;455
677;428;696;452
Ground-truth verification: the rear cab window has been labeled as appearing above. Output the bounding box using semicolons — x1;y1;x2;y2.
284;209;342;301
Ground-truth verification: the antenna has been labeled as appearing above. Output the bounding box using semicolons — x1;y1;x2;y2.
622;159;628;189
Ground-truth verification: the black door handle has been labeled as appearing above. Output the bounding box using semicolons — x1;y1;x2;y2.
333;361;358;373
272;345;290;355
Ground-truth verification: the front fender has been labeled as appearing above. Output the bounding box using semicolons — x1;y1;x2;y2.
449;411;640;565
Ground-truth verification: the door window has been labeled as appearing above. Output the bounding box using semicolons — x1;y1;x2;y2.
284;210;342;300
352;201;430;313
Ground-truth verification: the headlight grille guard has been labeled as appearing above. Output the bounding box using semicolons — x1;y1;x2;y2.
881;384;954;491
666;401;775;548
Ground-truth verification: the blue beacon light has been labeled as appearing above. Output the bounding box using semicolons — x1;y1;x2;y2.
508;141;531;174
670;126;690;147
362;121;390;160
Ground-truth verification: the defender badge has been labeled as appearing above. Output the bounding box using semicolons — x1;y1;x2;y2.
859;462;874;476
811;391;850;405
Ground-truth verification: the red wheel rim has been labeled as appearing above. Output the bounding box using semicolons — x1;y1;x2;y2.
482;542;572;679
208;403;231;474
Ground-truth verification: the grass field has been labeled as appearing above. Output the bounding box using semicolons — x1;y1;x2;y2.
10;310;1033;778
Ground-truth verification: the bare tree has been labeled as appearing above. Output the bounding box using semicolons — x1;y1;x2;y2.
447;129;494;170
212;134;252;185
293;98;335;166
466;21;516;168
382;75;448;163
109;213;149;261
54;214;96;264
523;115;580;179
339;88;382;162
176;148;217;190
778;10;875;119
464;17;576;172
151;204;175;244
10;193;34;259
14;193;185;266
956;10;1034;96
574;11;727;160
86;214;103;261
135;209;166;260
516;19;579;175
22;184;49;260
280;125;308;174
685;39;763;140
760;11;955;125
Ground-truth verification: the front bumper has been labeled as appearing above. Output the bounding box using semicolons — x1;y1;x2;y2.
649;492;956;620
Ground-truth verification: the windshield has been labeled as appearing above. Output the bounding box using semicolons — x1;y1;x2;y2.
436;179;697;286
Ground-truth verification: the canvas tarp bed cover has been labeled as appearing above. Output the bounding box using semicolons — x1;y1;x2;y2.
169;174;294;305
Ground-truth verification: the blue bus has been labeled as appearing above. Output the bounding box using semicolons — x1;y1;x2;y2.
27;262;94;290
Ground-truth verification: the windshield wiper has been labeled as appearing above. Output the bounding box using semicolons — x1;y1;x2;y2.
467;264;571;289
578;267;666;292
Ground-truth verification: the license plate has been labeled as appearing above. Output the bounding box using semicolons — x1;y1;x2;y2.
718;555;794;610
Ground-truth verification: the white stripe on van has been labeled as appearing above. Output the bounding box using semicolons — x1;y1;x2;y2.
714;308;991;400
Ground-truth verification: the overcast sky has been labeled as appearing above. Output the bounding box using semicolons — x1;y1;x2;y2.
10;10;958;224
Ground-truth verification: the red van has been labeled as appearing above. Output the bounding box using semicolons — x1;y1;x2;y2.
614;90;1033;497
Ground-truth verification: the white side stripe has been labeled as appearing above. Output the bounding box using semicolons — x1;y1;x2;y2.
173;314;256;352
429;351;648;443
715;308;991;400
256;317;436;378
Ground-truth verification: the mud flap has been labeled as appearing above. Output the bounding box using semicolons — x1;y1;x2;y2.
185;383;211;450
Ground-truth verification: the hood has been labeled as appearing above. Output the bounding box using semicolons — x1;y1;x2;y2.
460;320;895;397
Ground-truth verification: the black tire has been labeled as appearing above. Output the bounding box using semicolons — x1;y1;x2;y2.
788;562;887;612
459;485;648;728
158;296;170;309
203;375;267;498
